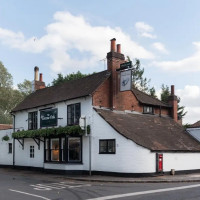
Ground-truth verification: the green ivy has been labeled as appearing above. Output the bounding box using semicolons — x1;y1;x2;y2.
2;135;10;141
12;125;91;139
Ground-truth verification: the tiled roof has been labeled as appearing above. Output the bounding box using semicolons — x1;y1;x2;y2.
132;87;171;107
188;121;200;128
0;124;12;130
95;108;200;151
12;70;111;112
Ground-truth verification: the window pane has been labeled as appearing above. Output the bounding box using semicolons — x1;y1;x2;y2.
100;140;107;153
108;140;115;153
75;103;80;125
61;138;66;161
51;139;59;161
8;143;12;154
68;137;81;161
99;140;115;154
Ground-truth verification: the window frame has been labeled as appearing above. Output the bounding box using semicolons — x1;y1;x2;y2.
143;106;154;114
30;145;35;158
44;136;82;163
28;111;38;130
99;139;116;154
67;103;81;126
8;143;12;154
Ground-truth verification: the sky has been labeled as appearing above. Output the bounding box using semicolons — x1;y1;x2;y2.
0;0;200;124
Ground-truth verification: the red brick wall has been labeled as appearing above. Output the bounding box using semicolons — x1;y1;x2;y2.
93;78;111;108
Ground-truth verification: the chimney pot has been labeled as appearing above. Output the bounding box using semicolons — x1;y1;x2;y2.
117;44;121;53
34;66;39;81
39;73;43;82
171;85;175;95
110;38;116;52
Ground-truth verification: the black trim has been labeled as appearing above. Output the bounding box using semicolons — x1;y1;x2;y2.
67;103;81;126
2;165;200;177
40;108;58;128
39;107;53;111
44;136;82;163
99;139;116;154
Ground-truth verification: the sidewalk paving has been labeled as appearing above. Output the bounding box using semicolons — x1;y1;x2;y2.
65;173;200;183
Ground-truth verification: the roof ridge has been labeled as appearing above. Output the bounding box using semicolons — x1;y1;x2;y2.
33;70;110;93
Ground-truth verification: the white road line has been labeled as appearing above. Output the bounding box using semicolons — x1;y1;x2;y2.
68;184;91;188
87;184;200;200
9;189;51;200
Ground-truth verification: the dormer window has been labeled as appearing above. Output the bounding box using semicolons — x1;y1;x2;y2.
143;106;154;114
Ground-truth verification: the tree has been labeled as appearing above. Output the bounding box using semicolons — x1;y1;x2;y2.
160;84;187;119
149;87;157;98
160;84;170;103
127;57;151;94
0;62;32;124
52;71;91;86
17;79;32;96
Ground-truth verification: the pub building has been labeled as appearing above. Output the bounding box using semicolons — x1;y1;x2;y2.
1;38;200;176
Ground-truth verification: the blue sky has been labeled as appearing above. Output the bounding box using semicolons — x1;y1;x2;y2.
0;0;200;123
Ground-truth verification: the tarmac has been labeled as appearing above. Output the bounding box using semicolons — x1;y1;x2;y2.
65;173;200;183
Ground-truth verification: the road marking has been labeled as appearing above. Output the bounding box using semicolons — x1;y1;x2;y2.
87;184;200;200
31;182;91;191
9;189;51;200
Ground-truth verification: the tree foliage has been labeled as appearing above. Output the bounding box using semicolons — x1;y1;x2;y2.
160;84;187;119
0;62;32;124
52;71;90;86
127;57;151;93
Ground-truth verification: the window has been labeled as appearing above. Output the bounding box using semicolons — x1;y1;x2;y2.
51;138;59;161
68;137;81;162
61;138;66;162
67;103;81;126
143;106;154;114
30;146;34;158
8;143;12;154
45;139;50;161
99;139;115;154
44;137;82;163
28;111;38;130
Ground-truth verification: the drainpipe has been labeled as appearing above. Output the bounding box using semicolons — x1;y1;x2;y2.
89;133;92;176
11;113;15;167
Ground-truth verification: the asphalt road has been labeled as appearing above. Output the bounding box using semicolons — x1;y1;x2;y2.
1;168;200;200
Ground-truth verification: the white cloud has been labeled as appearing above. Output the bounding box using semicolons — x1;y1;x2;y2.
0;12;154;74
135;22;157;39
153;42;200;72
152;42;169;54
176;85;200;124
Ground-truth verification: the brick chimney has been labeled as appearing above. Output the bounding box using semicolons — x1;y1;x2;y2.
107;38;125;109
168;85;178;122
32;66;45;92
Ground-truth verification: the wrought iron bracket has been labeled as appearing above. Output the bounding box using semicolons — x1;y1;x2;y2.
33;138;44;150
16;138;24;150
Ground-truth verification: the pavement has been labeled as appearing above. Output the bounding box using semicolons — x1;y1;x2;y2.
65;173;200;183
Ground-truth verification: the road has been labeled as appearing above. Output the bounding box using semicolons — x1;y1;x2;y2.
1;168;200;200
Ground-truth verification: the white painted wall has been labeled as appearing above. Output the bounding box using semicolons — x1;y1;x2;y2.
13;96;93;169
15;138;44;168
14;96;93;131
0;129;13;165
163;153;200;172
91;110;156;173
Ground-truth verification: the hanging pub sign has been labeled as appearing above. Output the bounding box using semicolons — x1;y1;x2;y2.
120;69;132;91
116;61;132;71
40;108;58;127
